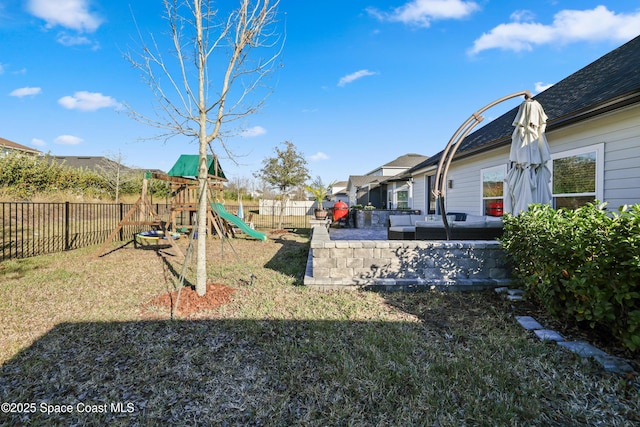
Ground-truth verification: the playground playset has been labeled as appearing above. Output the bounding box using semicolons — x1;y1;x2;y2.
95;155;266;258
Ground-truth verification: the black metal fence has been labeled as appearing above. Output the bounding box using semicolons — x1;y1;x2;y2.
0;202;313;261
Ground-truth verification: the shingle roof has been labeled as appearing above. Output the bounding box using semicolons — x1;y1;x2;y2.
51;156;134;173
0;137;41;154
347;175;382;188
382;153;429;168
409;34;640;172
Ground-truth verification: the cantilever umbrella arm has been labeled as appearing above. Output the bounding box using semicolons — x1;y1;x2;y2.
433;90;532;240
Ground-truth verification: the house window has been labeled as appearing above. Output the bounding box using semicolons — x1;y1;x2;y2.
551;144;603;209
427;175;436;214
387;185;409;209
396;190;409;209
481;165;506;216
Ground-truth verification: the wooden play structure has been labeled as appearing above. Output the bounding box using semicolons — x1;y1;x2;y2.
95;154;233;257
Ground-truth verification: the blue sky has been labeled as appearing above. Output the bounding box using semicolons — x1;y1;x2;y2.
2;1;639;186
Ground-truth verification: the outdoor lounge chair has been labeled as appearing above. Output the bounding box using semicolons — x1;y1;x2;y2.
386;214;425;240
415;214;503;240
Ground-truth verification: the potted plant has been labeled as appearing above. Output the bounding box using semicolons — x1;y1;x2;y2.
305;177;336;220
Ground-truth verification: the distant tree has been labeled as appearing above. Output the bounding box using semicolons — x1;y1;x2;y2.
97;150;138;203
225;175;259;200
126;0;282;296
254;141;309;229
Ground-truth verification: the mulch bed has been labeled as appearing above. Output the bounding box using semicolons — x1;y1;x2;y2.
142;283;235;318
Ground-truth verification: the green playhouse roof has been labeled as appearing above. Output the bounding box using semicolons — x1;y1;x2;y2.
167;155;226;179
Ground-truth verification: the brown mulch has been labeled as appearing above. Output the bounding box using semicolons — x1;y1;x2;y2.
142;283;235;318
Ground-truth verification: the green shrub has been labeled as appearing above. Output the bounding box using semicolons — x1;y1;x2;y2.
501;202;640;351
0;153;170;200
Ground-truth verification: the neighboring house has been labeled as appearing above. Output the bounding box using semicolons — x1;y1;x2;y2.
0;137;41;157
363;153;429;177
346;153;429;207
50;156;135;173
49;156;165;176
329;180;349;204
346;175;384;206
406;34;640;216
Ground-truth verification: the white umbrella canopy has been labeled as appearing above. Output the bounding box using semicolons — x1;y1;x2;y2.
237;194;244;220
504;98;552;215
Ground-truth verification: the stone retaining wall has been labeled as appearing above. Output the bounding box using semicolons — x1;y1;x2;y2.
304;225;512;291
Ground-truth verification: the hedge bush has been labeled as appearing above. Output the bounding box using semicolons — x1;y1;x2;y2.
0;153;170;200
501;202;640;352
0;153;107;198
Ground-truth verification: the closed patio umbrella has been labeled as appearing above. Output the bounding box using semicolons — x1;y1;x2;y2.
504;97;552;214
237;193;244;220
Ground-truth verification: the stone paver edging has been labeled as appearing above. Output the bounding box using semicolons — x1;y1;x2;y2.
495;287;636;377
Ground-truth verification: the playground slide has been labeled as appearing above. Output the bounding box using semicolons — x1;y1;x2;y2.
211;203;267;241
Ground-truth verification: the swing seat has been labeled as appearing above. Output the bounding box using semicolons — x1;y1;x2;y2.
136;230;180;244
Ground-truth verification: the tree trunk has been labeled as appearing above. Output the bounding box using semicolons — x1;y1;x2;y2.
195;0;208;297
278;195;288;230
115;167;120;204
196;156;208;296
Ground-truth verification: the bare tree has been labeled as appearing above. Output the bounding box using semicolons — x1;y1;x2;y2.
97;150;137;204
227;175;258;199
127;0;282;296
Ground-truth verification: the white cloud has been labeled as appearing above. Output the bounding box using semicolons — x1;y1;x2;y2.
54;135;83;145
510;10;536;23
9;87;42;97
57;33;93;47
535;82;553;93
27;0;102;32
31;138;46;147
58;91;120;111
309;152;329;162
240;126;267;137
469;6;640;55
338;69;377;87
367;0;480;28
0;63;4;74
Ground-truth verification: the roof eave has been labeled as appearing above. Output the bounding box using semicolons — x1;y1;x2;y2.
550;90;640;129
452;92;640;160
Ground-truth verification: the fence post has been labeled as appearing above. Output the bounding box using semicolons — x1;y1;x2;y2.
64;202;70;251
119;203;124;241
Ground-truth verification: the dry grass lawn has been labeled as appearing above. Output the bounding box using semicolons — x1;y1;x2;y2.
0;232;638;426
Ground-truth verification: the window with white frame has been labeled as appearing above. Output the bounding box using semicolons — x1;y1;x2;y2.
481;165;506;216
396;189;409;209
387;184;410;209
551;144;604;209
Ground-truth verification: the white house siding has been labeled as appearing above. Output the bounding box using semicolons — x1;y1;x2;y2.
412;175;426;214
411;172;436;214
546;104;640;208
444;148;510;216
420;103;640;215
